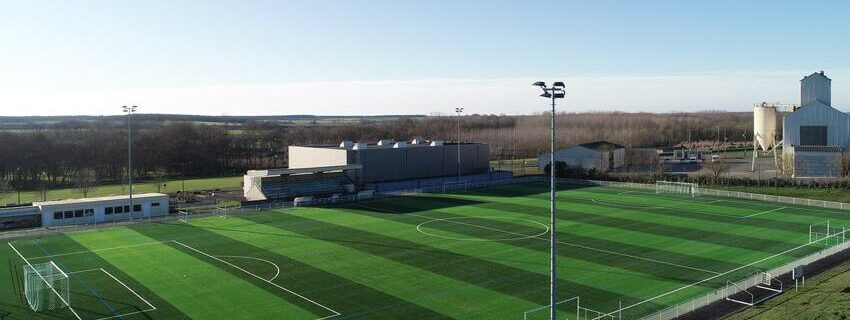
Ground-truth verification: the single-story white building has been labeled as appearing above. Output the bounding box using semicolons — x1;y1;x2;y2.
538;141;623;172
34;193;169;227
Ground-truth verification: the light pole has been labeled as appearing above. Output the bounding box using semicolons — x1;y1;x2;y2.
455;107;464;182
532;81;565;320
123;105;137;222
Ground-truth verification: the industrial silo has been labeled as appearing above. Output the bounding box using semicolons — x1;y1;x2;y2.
752;102;780;171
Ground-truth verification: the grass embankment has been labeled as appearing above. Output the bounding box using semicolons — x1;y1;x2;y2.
723;259;850;320
0;176;242;205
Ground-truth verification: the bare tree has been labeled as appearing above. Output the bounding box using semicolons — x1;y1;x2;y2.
75;170;96;198
0;179;11;205
152;168;168;193
703;159;730;183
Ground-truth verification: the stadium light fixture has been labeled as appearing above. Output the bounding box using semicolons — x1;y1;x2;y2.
122;105;137;222
531;81;565;320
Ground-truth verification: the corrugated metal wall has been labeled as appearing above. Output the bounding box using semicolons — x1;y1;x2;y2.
356;144;489;183
783;102;849;152
801;73;831;106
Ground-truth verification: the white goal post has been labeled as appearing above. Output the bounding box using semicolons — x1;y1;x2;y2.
655;181;700;197
217;207;228;219
178;210;189;223
24;261;71;312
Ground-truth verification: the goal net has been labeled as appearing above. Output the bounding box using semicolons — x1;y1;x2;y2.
217;207;228;219
809;221;847;247
24;261;71;312
655;181;700;197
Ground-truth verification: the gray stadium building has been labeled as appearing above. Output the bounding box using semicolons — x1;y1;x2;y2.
243;139;508;201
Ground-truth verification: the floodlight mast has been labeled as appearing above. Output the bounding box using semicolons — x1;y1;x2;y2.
455;107;464;182
533;81;565;320
122;105;137;223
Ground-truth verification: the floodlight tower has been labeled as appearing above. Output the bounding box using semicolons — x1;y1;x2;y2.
123;105;137;222
532;81;565;320
455;107;464;182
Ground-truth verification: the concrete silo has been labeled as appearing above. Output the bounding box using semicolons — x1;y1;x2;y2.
752;102;782;170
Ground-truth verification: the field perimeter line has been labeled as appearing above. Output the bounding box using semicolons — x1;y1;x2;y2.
744;207;786;218
172;240;341;319
92;268;157;320
7;242;84;320
26;240;173;260
350;203;722;275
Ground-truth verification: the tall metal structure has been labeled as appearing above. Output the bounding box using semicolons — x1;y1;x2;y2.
122;105;137;222
751;102;783;171
532;81;565;320
455;107;464;182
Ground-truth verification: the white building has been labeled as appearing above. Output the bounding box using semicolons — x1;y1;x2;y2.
782;71;848;177
35;193;169;227
538;141;622;172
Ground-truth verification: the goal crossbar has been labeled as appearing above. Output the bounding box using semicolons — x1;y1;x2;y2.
655;181;700;197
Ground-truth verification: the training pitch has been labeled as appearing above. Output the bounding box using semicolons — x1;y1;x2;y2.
3;182;850;319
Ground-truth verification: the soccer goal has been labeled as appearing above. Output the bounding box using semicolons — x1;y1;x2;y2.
217;207;228;219
178;210;189;223
24;261;71;312
809;221;847;247
655;181;700;197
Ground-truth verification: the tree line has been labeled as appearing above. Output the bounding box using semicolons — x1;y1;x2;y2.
0;111;754;190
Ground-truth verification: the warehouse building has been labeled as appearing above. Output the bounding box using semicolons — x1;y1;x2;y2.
782;71;849;178
538;141;623;172
0;193;169;229
244;139;506;201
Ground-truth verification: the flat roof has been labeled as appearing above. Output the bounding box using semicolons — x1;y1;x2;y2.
34;193;168;206
246;164;362;177
297;142;485;150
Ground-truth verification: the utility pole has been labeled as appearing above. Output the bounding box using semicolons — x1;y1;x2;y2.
532;81;565;320
123;106;137;222
455;107;464;182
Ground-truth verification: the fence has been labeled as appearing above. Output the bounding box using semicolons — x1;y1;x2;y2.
0;176;545;240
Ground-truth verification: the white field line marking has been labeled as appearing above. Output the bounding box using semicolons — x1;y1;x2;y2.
590;199;664;210
215;255;282;281
617;191;637;195
7;242;83;320
172;240;341;319
66;268;101;275
27;241;170;260
99;268;157;310
351;203;721;275
744;207;786;218
707;199;723;204
596;228;850;318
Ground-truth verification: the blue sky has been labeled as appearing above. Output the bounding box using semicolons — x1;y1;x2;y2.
1;0;849;116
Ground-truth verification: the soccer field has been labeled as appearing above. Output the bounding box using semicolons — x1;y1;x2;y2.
3;182;850;319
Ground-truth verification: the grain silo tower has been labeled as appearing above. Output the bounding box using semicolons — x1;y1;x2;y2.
752;102;782;170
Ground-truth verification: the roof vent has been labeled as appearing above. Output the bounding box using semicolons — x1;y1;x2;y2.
377;139;394;146
339;141;353;148
393;142;407;148
430;140;444;146
353;143;368;150
819;70;825;75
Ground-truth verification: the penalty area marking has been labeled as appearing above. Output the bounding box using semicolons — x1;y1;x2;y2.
173;240;341;320
416;216;549;241
591;199;664;209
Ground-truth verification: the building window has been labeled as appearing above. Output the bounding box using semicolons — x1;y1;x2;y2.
74;210;84;218
115;206;123;214
54;212;63;220
800;126;827;145
124;205;130;213
151;202;160;207
84;209;94;217
64;211;73;219
105;207;114;215
133;204;142;212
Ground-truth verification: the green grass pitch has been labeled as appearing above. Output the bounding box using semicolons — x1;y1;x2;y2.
3;182;850;319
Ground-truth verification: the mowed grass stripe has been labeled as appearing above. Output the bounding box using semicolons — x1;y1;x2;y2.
455;189;809;255
373;195;770;269
251;208;672;318
132;220;453;320
203;214;554;319
321;203;707;311
68;227;320;320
